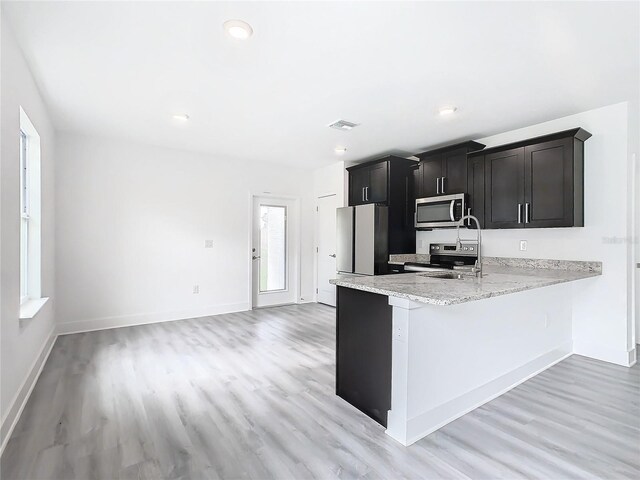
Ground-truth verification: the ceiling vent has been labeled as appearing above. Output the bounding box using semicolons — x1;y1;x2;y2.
328;119;359;131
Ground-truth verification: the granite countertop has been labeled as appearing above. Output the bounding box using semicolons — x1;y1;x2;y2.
330;259;602;306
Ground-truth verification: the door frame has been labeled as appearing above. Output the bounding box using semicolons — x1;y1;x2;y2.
315;193;338;306
248;193;301;308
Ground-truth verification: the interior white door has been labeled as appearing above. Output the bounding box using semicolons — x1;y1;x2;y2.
317;194;338;306
252;197;296;308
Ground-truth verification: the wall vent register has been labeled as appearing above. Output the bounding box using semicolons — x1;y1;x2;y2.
328;119;359;131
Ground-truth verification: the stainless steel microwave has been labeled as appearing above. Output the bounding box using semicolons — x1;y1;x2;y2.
415;193;466;229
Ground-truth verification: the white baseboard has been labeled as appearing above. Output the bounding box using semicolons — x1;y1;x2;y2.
397;342;572;446
57;302;251;335
297;299;316;305
573;342;637;367
0;326;57;456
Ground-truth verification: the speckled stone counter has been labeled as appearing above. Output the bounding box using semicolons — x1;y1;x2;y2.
388;253;430;265
330;260;602;306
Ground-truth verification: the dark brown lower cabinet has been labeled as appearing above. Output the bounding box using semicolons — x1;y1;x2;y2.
336;287;392;427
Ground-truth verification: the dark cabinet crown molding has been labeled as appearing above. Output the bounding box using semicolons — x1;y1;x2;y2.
415;140;486;159
346;155;417;172
468;128;592;157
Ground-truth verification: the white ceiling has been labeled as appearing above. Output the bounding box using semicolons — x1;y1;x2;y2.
3;1;639;168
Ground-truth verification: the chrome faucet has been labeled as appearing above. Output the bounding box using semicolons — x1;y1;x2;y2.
455;215;482;278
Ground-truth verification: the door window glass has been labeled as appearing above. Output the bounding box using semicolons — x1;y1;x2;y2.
259;205;287;292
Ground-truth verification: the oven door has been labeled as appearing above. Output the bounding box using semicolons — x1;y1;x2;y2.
415;194;465;229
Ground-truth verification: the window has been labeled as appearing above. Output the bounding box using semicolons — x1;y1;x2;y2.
19;107;44;316
19;129;29;302
259;205;287;292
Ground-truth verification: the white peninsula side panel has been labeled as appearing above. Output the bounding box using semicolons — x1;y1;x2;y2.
386;283;573;446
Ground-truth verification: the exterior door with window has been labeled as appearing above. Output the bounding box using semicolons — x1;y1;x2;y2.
252;197;296;307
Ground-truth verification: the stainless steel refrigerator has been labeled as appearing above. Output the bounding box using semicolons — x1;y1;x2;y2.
336;204;389;275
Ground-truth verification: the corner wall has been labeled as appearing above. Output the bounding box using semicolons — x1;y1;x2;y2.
54;133;315;333
416;102;634;366
0;17;57;447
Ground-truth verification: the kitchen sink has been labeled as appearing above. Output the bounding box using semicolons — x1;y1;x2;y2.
420;271;484;280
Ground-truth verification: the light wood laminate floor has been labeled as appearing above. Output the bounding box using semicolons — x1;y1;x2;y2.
2;303;639;479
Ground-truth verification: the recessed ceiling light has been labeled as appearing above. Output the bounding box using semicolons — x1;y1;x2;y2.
335;146;347;155
439;106;458;116
172;113;190;122
224;20;253;40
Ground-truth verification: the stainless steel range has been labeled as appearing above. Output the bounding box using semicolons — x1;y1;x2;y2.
402;242;479;273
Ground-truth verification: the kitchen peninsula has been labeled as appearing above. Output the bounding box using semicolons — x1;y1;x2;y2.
330;258;601;446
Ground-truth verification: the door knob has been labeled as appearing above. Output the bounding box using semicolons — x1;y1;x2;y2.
252;255;261;260
329;254;336;258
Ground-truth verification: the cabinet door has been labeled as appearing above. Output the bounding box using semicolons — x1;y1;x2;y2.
349;168;369;206
336;287;392;427
466;156;485;229
367;162;388;203
442;148;468;195
484;147;525;229
524;138;574;228
420;156;443;197
414;162;423;199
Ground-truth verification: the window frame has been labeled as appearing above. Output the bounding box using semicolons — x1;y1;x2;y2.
19;129;29;304
18;107;42;309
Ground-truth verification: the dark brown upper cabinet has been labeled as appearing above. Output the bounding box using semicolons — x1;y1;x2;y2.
483;148;526;229
414;141;485;198
472;128;591;230
348;159;389;205
466;155;486;229
348;156;416;207
349;167;371;206
347;156;417;253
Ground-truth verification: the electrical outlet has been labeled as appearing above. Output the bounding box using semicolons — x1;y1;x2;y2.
519;240;527;251
204;239;214;248
193;285;200;294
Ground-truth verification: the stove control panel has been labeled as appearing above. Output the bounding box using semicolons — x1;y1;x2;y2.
430;243;478;257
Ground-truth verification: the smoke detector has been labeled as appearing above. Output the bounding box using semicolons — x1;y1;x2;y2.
328;119;359;131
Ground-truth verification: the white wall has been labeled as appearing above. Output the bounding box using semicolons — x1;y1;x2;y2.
417;102;634;365
313;161;346;206
0;17;57;444
55;133;315;333
311;161;347;300
629;101;640;347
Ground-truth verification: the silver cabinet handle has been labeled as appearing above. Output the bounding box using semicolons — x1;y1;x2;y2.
329;254;336;258
362;187;365;202
436;177;440;194
365;186;369;201
467;208;471;227
252;255;261;260
525;203;530;223
517;203;522;224
441;177;446;194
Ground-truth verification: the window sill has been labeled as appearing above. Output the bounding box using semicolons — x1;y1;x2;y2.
19;297;49;320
